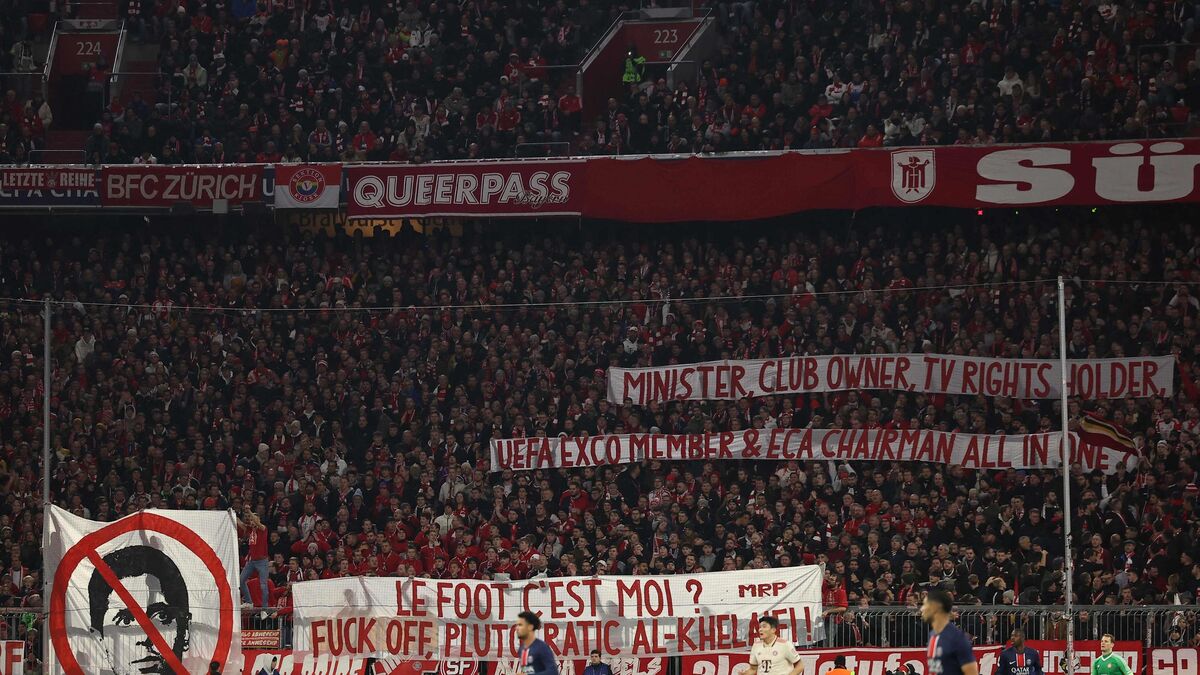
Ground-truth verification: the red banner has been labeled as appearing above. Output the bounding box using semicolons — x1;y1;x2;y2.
595;139;1200;220
585;140;1200;222
2;138;1194;217
102;165;263;208
346;161;584;218
343;140;1200;220
579;153;857;222
0;167;98;207
858;143;1200;208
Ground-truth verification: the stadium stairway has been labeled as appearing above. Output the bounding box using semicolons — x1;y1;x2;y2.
41;130;90;164
111;48;161;109
42;37;159;163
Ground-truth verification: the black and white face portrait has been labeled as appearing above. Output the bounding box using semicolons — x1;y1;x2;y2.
87;546;192;675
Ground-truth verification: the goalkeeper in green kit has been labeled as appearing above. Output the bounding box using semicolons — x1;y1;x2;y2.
1090;635;1132;675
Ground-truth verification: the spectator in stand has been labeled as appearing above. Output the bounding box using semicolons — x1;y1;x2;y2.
2;205;1200;663
596;0;1199;154
4;0;1197;164
83;123;108;164
239;511;271;612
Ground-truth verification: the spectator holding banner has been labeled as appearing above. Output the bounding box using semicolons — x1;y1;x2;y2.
237;511;270;613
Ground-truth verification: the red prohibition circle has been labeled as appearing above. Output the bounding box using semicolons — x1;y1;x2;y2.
49;513;235;675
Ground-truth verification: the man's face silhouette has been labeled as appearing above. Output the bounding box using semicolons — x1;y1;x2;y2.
98;573;189;674
89;546;191;675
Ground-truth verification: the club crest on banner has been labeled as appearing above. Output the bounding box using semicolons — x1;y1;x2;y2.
891;149;935;203
274;164;341;209
288;167;328;204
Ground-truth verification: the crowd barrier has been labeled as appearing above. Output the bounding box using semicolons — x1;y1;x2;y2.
15;604;1198;650
227;605;1200;654
0;609;37;643
828;605;1196;648
9;605;1197;673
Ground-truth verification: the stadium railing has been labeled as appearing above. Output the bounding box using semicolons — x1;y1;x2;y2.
226;605;1200;649
5;605;1196;651
828;605;1197;648
0;607;40;641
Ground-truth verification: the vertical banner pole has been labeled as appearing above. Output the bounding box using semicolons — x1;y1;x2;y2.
1058;276;1075;670
42;297;52;672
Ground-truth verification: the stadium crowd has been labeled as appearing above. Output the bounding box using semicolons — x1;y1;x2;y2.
1;0;1199;162
0;205;1196;668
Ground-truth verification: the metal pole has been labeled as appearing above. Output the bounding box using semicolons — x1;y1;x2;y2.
1057;276;1075;671
42;297;51;672
42;299;50;508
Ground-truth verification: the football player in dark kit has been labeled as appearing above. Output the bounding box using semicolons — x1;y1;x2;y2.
920;590;978;675
998;629;1043;675
515;611;560;675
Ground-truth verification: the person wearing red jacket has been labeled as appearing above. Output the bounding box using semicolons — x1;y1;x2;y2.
475;104;498;130
503;53;524;82
419;532;447;571
273;584;293;618
858;124;884;147
396;548;424;576
559;482;593;512
525;48;547;81
238;511;270;610
379;540;402;575
351;121;379;155
497;101;521;134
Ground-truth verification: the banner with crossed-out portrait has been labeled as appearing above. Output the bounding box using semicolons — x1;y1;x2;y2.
44;505;242;675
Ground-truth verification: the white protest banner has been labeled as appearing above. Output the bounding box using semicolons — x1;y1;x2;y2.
0;642;22;675
490;429;1134;474
606;354;1174;404
45;505;242;675
1146;648;1198;675
292;567;823;661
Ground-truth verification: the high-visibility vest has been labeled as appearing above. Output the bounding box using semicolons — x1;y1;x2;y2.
622;55;645;83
